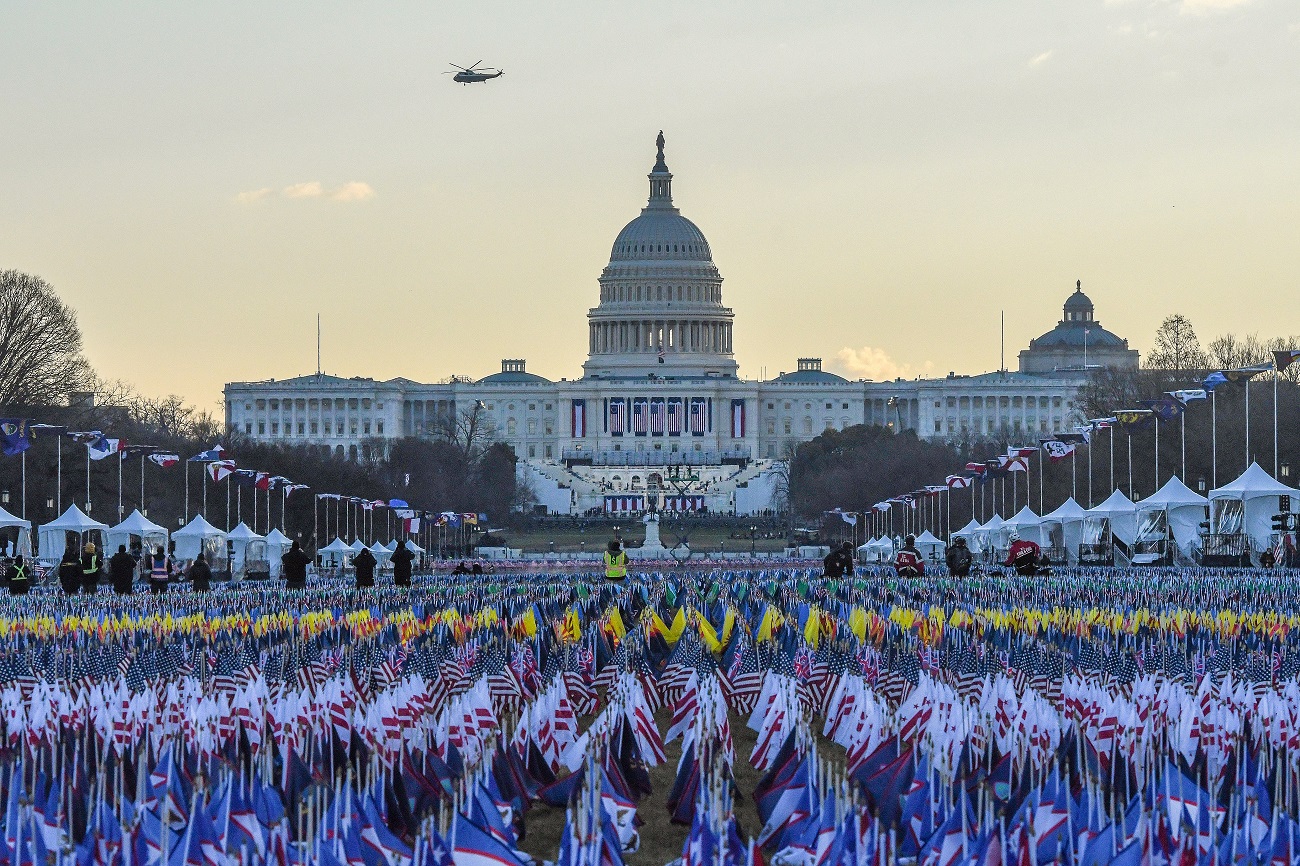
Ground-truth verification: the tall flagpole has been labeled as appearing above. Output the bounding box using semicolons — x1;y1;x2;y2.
1039;445;1045;513
117;451;123;521
55;435;61;515
1153;414;1159;495
1109;426;1115;493
20;451;25;521
1071;449;1077;502
1087;436;1093;507
1180;409;1186;481
1211;390;1217;488
85;446;90;512
1245;378;1251;470
1127;431;1134;499
1273;354;1280;478
140;452;146;514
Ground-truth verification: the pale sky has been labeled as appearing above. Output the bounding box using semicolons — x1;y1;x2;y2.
2;1;1298;413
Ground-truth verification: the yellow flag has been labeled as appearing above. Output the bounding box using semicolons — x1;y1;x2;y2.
720;607;737;647
521;608;537;637
803;606;821;649
756;606;783;643
607;606;626;639
697;613;721;653
565;608;582;642
849;607;867;642
665;608;687;644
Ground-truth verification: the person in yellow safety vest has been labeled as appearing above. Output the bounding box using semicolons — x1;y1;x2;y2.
80;541;101;594
4;555;29;595
604;539;628;581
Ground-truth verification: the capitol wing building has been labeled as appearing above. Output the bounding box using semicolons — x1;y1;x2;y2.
225;135;1139;516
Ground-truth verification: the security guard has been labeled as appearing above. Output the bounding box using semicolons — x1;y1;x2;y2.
4;555;29;595
604;539;628;582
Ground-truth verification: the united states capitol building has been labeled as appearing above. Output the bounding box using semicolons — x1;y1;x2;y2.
225;134;1138;516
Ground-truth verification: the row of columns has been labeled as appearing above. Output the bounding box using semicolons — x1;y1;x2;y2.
589;319;733;355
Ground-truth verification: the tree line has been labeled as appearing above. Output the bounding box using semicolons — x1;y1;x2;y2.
0;270;518;542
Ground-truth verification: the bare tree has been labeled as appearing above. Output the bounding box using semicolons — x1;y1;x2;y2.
0;271;93;406
436;400;498;460
1145;314;1208;381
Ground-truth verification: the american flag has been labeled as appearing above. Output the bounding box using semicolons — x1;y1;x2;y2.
649;398;665;435
632;399;648;435
690;399;707;435
609;399;626;435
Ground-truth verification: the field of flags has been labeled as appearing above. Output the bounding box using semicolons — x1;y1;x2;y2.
4;565;1300;864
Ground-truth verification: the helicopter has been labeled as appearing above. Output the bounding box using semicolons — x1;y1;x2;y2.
444;61;504;84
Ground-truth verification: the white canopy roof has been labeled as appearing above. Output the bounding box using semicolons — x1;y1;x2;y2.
264;528;292;546
1087;489;1136;517
1210;462;1299;501
855;537;876;553
979;514;1005;531
384;539;399;552
109;509;166;536
1040;498;1087;524
403;539;424;554
348;538;368;553
1139;476;1209;509
173;514;226;539
914;530;944;545
43;505;109;533
318;537;351;554
227;522;265;541
0;505;31;531
951;519;982;538
1004;506;1041;529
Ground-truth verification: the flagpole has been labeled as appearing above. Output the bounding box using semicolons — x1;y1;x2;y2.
237;484;242;528
202;467;207;521
1153;414;1159;495
85;446;90;512
1109;426;1115;494
970;482;975;528
1087;436;1093;507
1245;377;1251;470
1127;431;1134;499
140;452;146;514
1180;409;1186;481
226;476;231;531
1039;446;1044;514
1211;390;1217;488
1273;353;1280;478
55;434;61;515
20;451;25;521
1071;449;1077;503
117;452;123;520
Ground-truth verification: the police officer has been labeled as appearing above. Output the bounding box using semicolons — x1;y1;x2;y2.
4;555;29;595
604;539;628;582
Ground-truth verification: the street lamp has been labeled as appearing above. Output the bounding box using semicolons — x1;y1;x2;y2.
1283;461;1291;480
0;491;7;506
749;524;757;557
45;497;54;511
1197;477;1207;494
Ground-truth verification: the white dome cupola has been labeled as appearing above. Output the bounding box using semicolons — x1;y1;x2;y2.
583;132;738;380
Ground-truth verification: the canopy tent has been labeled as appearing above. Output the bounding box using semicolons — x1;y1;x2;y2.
1210;462;1299;556
106;510;168;559
264;528;292;578
368;542;392;565
1040;498;1087;564
0;506;32;559
1082;490;1138;563
403;539;425;555
226;523;266;576
383;540;399;552
37;505;108;565
317;537;351;567
913;529;946;561
1137;476;1209;561
1001;506;1044;547
971;515;1004;559
347;538;369;554
856;536;893;563
172;515;228;568
949;519;984;555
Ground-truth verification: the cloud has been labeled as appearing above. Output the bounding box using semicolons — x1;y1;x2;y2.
329;181;375;202
282;181;325;199
234;187;273;204
1028;49;1054;67
235;181;376;204
832;346;934;382
1179;0;1252;13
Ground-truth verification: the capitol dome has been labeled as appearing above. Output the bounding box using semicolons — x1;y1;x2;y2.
583;133;738;380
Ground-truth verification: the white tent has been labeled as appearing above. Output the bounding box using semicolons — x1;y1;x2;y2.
914;529;946;561
38;505;108;565
106;510;168;559
318;537;351;567
1210;462;1299;556
368;542;393;566
0;505;32;558
856;537;893;564
1137;477;1209;561
950;519;984;555
383;539;399;552
1001;506;1045;547
972;515;1004;559
226;523;266;575
1040;498;1087;564
403;539;425;555
1083;490;1138;562
172;515;228;567
347;538;368;554
264;528;292;578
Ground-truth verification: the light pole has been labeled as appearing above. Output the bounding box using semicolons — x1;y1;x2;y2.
749;523;756;557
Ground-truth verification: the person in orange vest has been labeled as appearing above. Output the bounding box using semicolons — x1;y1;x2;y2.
894;535;924;578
